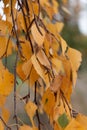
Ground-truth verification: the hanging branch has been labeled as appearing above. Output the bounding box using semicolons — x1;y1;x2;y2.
13;52;19;130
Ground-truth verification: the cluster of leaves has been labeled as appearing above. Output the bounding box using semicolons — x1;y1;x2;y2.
0;0;87;130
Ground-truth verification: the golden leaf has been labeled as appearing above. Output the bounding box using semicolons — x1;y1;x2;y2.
54;122;63;130
19;125;33;130
31;54;45;82
20;125;38;130
42;88;55;115
50;74;63;93
28;66;39;87
0;121;4;130
0;20;12;35
36;49;51;69
0;37;13;58
0;61;14;96
19;37;32;60
25;101;37;126
17;12;26;32
0;95;6;108
76;114;87;130
51;57;65;75
2;108;10;123
67;47;82;86
60;58;72;101
65;119;85;130
17;61;26;81
67;47;82;72
31;23;45;47
22;59;32;78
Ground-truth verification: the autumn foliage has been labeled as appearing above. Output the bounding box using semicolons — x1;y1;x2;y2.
0;0;87;130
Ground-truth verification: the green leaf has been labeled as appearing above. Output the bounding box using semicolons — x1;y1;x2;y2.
58;113;69;128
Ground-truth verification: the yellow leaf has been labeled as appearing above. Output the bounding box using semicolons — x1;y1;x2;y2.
76;114;87;130
0;37;13;58
54;122;63;130
67;47;82;71
60;58;72;101
65;119;85;130
20;125;38;130
3;0;9;6
53;0;59;14
52;57;65;75
31;54;45;82
17;12;26;32
0;95;6;108
0;61;14;96
42;88;55;115
32;2;39;16
28;66;39;87
67;47;82;86
60;37;68;56
17;61;26;80
36;49;51;69
0;20;12;35
22;59;32;78
25;101;37;126
0;121;4;130
20;125;33;130
31;23;45;47
19;37;32;60
2;108;10;123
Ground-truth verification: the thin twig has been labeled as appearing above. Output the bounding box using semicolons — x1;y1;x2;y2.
0;116;11;130
13;51;19;130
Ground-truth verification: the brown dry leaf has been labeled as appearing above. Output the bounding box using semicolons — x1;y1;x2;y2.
25;101;37;126
50;74;63;93
76;114;87;130
31;54;45;82
64;118;85;130
0;37;13;58
42;88;55;115
0;61;14;96
2;108;10;123
0;121;4;130
36;49;51;69
31;23;45;47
